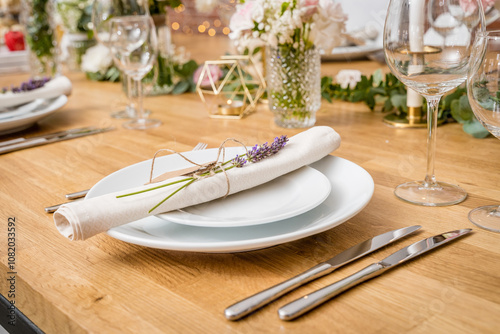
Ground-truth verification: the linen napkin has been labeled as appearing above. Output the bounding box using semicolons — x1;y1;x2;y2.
0;76;72;109
54;126;341;241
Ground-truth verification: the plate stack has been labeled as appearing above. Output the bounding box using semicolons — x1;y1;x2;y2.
86;147;375;253
0;46;28;74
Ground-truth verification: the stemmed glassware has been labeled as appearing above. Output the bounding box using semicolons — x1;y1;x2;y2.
383;0;485;206
91;0;149;119
110;15;161;129
466;30;500;232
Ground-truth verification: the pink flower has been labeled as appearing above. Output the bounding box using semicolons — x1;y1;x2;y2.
460;0;495;13
300;0;320;19
194;64;224;88
229;1;257;39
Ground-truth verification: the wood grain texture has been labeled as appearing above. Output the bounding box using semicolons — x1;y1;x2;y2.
0;35;499;333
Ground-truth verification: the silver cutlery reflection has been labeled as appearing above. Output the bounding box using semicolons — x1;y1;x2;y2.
0;126;115;154
45;142;208;213
278;229;472;321
224;225;422;321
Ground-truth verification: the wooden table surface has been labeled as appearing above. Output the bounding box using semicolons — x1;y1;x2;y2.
1;35;500;334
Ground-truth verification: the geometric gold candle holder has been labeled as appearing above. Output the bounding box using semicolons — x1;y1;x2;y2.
196;54;266;119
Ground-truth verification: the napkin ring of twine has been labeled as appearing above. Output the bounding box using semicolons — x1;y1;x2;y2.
148;138;249;197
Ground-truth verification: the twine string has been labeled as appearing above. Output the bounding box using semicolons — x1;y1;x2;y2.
149;139;249;197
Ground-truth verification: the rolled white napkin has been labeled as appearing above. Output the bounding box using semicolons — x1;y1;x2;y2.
1;76;72;109
54;126;341;240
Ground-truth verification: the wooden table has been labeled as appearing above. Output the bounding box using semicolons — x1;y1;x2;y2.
1;35;499;333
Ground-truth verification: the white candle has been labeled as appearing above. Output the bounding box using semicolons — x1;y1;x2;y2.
408;0;425;108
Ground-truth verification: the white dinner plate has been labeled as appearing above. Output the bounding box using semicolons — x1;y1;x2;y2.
0;95;67;135
87;152;374;253
157;166;331;227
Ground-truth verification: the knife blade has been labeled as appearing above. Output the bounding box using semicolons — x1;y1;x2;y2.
0;126;115;154
278;228;472;321
224;225;421;321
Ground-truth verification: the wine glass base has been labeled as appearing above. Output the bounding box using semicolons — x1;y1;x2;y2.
394;181;467;206
468;205;500;233
123;118;162;130
111;109;151;119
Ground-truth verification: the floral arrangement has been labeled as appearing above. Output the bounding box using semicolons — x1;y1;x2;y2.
23;0;59;76
81;44;120;82
322;69;489;138
55;0;93;35
118;135;289;213
228;0;347;54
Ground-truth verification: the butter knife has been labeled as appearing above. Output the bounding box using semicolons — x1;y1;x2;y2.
0;126;114;154
278;228;472;321
224;225;421;321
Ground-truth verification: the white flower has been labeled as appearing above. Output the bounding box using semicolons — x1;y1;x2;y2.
81;44;113;73
336;69;362;89
229;0;346;53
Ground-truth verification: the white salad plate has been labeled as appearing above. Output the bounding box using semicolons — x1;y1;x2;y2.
0;95;67;135
157;165;331;227
87;149;374;253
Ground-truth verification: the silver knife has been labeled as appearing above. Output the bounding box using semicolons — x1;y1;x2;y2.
0;126;98;147
278;228;472;321
224;225;421;321
0;127;115;154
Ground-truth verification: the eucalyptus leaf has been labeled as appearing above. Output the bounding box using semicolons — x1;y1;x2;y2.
463;119;490;138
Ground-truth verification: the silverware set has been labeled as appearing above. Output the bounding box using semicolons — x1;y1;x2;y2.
225;227;472;321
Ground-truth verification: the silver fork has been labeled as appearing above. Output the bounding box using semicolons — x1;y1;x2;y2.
45;142;208;213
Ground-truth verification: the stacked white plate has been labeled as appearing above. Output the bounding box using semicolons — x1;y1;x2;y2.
0;95;68;135
86;147;375;253
0;46;29;74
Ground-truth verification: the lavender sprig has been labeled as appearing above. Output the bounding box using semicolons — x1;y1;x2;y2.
2;77;51;94
117;135;289;213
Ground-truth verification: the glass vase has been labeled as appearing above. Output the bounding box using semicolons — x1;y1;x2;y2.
266;45;321;128
21;0;60;78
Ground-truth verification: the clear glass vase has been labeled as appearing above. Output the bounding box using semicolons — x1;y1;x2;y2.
21;0;60;78
266;45;321;128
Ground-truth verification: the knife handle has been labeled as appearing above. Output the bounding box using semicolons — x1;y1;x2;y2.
225;262;334;321
278;262;386;321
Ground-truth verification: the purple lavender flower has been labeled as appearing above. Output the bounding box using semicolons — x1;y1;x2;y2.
270;135;288;154
247;135;288;163
8;77;51;94
231;154;247;167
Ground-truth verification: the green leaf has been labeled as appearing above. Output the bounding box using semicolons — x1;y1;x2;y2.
372;69;383;86
390;94;406;110
463;119;490;138
172;81;190;95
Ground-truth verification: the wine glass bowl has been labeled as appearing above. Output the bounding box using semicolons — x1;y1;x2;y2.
110;16;161;130
383;0;485;206
91;0;150;119
466;30;500;232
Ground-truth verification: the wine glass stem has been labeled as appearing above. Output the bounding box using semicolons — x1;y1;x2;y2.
131;77;145;122
423;95;441;188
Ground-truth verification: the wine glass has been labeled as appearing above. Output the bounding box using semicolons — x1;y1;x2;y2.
466;30;500;232
110;15;161;130
91;0;149;119
383;0;485;206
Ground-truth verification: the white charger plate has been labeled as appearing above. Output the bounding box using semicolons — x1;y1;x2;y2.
0;95;67;135
157;165;331;227
88;153;374;253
